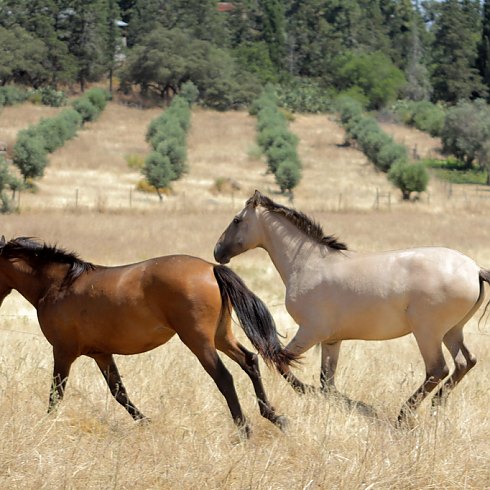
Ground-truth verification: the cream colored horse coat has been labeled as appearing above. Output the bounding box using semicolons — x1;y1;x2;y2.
214;191;489;422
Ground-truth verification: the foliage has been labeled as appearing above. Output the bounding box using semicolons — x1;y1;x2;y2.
424;158;488;185
275;159;301;194
142;152;175;200
120;26;259;110
0;86;30;106
275;79;332;113
253;87;302;194
142;96;191;198
388;161;429;200
29;87;67;107
393;100;446;137
335;51;406;110
180;81;199;106
12;132;48;182
441;99;490;169
11;107;82;182
72;89;110;123
430;0;487;103
0;157;15;213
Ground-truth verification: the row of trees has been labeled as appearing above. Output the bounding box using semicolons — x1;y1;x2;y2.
1;1;490;110
251;87;301;194
337;97;429;200
7;88;110;202
142;84;196;199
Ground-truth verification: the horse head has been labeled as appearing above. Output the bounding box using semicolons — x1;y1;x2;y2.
214;190;264;264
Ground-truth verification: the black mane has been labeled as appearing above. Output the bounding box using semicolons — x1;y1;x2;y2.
1;237;95;284
248;194;348;251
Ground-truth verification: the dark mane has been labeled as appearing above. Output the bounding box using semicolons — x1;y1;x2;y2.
248;194;348;251
1;237;95;284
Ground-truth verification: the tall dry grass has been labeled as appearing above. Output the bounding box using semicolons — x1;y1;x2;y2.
0;102;489;489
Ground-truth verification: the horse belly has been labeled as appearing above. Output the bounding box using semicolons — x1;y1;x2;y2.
337;304;411;341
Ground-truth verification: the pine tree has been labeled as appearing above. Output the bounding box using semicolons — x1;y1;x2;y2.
431;0;487;103
478;0;490;96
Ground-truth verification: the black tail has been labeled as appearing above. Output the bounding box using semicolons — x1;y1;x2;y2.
213;264;298;373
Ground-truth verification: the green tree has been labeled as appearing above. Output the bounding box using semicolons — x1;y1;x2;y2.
59;0;111;92
275;159;301;194
0;25;48;87
431;0;487;103
13;132;48;183
120;26;259;108
388;161;429;200
478;0;490;96
143;152;174;201
441;99;490;170
336;51;406;109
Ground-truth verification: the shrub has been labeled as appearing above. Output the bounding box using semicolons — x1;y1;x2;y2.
376;142;408;172
180;81;199;105
57;109;83;140
253;87;302;194
36;118;66;153
72;98;98;123
143;152;175;200
265;140;299;175
0;86;29;105
275;159;301;193
388;162;429;200
13;132;48;182
85;88;110;112
155;138;187;179
30;87;67;107
275;79;332;113
142;96;192;195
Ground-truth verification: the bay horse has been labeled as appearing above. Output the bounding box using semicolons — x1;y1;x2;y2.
0;236;297;437
214;190;490;423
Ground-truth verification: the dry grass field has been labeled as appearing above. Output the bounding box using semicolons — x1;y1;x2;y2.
0;101;489;489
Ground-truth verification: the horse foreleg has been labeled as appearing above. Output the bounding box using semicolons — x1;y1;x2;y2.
92;354;147;421
280;327;317;394
320;341;341;394
218;338;287;431
48;349;76;413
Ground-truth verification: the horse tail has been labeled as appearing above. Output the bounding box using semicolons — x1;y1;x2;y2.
213;264;298;373
479;269;490;323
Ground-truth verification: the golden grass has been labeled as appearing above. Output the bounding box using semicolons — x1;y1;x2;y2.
0;103;489;488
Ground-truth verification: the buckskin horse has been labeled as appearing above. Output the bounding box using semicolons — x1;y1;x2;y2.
0;236;297;437
214;190;489;423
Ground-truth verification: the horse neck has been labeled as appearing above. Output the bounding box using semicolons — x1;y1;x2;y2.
0;259;65;307
259;210;327;285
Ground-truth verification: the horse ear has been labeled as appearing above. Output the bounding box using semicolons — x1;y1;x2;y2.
251;190;262;207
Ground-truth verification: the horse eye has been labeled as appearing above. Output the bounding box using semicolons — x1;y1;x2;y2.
233;217;241;225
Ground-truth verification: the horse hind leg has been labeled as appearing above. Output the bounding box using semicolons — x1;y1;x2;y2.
217;334;287;431
397;332;449;425
92;353;147;421
431;326;477;408
179;328;251;438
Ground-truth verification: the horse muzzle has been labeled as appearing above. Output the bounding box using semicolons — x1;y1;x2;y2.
213;243;230;264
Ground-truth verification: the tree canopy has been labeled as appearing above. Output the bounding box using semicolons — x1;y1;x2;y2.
0;1;489;108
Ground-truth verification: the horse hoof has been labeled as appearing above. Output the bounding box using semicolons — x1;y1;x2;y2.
274;415;289;432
